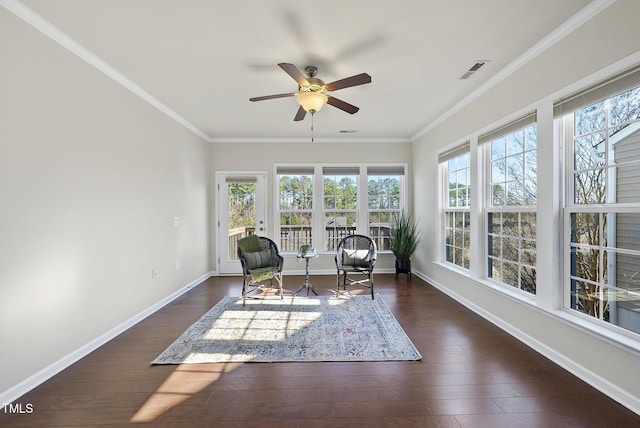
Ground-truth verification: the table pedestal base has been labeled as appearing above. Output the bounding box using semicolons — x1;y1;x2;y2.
294;280;318;296
294;256;318;296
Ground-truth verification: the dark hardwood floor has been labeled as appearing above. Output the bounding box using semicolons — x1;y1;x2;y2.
2;274;639;427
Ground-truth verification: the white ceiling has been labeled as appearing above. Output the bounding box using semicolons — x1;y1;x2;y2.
7;0;602;142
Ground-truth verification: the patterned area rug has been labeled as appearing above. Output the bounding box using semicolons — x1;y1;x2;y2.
152;294;421;364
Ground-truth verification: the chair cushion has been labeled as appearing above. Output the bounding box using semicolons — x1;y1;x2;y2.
343;249;371;267
244;250;273;269
238;235;262;253
248;266;279;282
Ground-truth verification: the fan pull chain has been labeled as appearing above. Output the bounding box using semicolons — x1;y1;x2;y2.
310;111;315;142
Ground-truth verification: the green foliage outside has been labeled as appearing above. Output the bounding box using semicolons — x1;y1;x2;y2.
228;183;256;228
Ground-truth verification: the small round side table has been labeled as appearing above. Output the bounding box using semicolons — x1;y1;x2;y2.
294;247;319;295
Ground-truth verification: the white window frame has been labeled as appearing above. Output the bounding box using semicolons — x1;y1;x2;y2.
367;166;405;252
276;167;314;253
275;163;407;255
482;116;538;294
434;60;640;349
322;166;360;252
440;149;472;270
560;76;640;336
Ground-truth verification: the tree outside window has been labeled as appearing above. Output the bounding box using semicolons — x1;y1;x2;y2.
368;173;401;251
443;152;471;269
324;172;358;251
567;85;640;333
278;174;313;252
487;124;537;294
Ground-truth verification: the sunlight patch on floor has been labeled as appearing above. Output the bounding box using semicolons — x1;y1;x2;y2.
130;363;241;423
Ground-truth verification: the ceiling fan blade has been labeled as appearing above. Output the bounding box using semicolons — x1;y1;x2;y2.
249;93;296;102
278;63;309;87
327;96;359;114
325;73;371;91
293;106;307;121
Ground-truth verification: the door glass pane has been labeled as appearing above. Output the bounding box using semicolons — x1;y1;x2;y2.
228;182;256;260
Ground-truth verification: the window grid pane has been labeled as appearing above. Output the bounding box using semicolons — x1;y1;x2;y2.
566;81;640;335
487;124;537;294
444;151;471;269
324;174;358;251
278;174;313;252
487;212;537;294
367;174;401;251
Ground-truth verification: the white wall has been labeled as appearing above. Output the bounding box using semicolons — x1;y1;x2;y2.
412;0;640;414
210;142;413;273
0;10;211;398
3;0;638;413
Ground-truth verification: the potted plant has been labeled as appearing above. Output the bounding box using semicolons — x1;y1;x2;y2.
389;211;421;280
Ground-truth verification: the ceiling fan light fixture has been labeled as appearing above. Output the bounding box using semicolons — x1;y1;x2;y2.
296;91;328;113
250;63;370;120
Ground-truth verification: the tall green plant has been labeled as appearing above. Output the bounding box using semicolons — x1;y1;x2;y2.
389;211;421;260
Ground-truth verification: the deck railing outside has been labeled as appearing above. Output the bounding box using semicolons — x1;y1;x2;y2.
228;226;255;260
229;225;391;257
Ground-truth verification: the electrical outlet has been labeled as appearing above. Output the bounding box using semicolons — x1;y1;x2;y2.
173;217;180;227
151;268;157;279
175;260;181;270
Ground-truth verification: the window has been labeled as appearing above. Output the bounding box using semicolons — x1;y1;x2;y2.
367;166;403;251
440;147;471;269
483;115;537;294
323;167;359;251
434;64;640;343
277;168;313;252
559;73;640;334
276;164;407;254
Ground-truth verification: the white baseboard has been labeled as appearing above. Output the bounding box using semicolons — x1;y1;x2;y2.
413;270;640;416
0;271;214;405
215;268;396;277
280;268;397;276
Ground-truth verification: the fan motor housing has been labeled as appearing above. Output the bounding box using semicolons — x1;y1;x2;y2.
301;77;326;93
304;65;318;77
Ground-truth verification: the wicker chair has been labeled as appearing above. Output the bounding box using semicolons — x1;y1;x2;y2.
335;234;377;299
237;235;284;306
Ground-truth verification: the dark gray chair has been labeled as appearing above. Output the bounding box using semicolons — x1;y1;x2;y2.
335;234;377;299
237;235;284;306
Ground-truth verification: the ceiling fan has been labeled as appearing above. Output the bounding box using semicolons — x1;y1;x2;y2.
249;62;371;121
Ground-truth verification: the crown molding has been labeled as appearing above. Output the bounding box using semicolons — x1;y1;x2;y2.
2;0;616;145
1;0;211;142
411;0;616;142
2;0;405;144
207;137;412;144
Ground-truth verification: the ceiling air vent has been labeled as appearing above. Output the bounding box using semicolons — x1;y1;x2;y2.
459;61;487;79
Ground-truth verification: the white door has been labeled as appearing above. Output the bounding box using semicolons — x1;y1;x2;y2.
217;173;267;274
